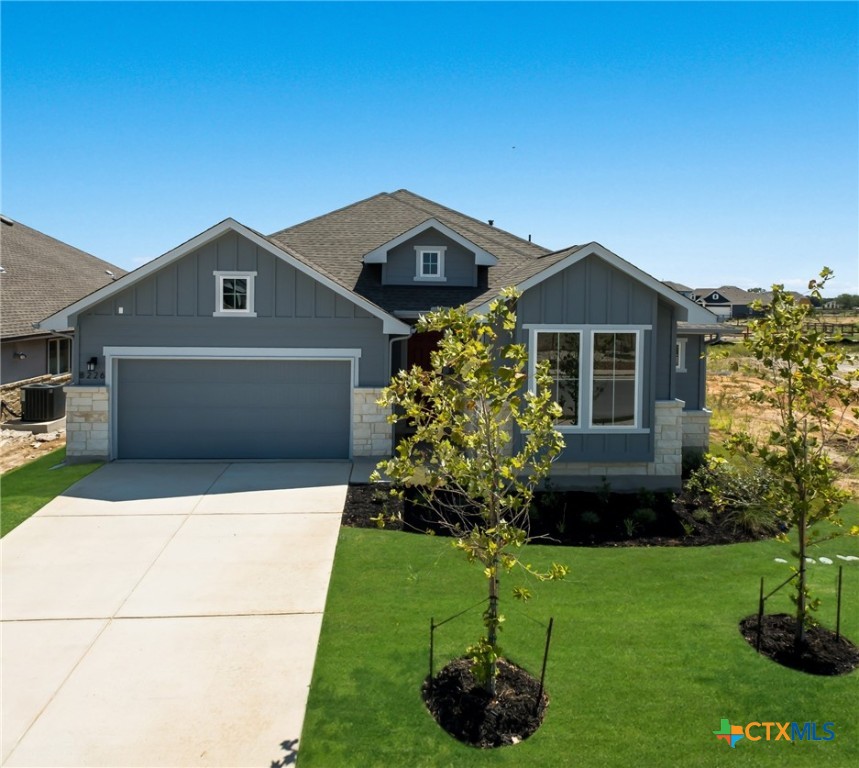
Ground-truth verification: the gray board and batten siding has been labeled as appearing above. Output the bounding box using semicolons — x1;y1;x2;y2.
676;333;707;411
73;232;392;387
382;227;479;287
515;255;678;464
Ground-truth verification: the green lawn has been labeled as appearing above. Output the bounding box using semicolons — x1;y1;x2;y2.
1;448;102;536
300;511;859;767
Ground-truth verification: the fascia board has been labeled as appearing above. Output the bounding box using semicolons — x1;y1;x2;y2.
39;218;410;335
363;218;498;266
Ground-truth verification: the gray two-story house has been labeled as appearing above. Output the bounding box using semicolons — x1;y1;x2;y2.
41;190;717;489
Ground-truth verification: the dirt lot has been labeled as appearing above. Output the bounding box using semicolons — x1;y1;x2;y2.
708;349;859;496
0;428;66;474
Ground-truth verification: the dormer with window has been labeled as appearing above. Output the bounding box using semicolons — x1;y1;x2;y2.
363;218;497;287
415;247;446;282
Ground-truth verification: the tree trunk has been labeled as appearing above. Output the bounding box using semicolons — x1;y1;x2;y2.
486;557;498;696
794;507;807;654
794;432;809;655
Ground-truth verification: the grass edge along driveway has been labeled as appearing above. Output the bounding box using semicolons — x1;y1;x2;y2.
1;448;102;537
300;506;859;768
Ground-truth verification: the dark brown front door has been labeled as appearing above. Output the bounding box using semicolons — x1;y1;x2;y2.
406;330;443;371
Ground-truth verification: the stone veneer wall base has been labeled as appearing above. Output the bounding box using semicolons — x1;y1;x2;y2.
64;386;110;462
352;387;391;458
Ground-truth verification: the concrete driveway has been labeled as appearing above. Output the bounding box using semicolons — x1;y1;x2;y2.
1;461;350;767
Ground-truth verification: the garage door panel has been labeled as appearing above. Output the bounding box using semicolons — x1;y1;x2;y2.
117;359;350;459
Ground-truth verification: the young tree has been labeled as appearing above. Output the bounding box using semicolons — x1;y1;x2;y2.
373;288;568;693
724;268;859;652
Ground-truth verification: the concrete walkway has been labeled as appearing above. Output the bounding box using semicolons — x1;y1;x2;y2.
1;461;350;767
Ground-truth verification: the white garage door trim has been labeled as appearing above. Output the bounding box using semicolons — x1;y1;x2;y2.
104;346;361;460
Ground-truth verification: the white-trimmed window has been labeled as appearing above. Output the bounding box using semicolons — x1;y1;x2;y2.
675;338;687;372
48;338;71;375
536;331;581;425
213;271;257;317
529;326;647;431
591;331;638;427
414;247;447;281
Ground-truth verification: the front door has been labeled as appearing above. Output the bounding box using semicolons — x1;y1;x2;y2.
406;330;443;371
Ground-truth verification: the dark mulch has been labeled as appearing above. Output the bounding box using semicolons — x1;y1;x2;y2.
422;657;547;748
739;613;859;676
342;485;404;530
341;484;764;547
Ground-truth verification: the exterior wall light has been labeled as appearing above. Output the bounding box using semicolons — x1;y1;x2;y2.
87;357;98;372
13;351;27;360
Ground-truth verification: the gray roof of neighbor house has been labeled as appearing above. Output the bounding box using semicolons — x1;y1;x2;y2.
694;285;759;304
0;216;126;339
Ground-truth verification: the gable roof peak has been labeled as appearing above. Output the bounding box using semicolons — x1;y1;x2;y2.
268;191;395;240
389;189;551;254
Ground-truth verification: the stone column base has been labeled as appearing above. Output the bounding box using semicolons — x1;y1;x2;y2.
353;388;391;457
65;386;109;462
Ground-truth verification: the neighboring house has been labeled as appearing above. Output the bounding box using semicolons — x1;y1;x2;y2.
40;190;717;489
693;286;811;320
692;286;761;319
0;216;125;419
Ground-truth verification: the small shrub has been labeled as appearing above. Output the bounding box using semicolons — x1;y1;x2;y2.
675;456;781;538
632;507;658;530
682;449;707;479
580;510;601;528
622;517;639;538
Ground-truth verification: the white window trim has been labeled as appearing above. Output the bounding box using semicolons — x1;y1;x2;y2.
527;327;583;429
48;337;71;375
588;329;643;431
414;246;447;282
675;338;688;373
525;324;650;434
213;271;257;317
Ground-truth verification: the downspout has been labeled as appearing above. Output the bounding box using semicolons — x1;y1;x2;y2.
388;332;413;376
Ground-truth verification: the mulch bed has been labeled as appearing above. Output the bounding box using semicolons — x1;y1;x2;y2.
342;485;404;530
422;657;547;748
342;484;764;547
739;613;859;676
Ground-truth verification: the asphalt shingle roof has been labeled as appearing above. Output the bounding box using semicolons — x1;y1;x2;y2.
268;190;565;312
694;286;758;304
0;217;126;338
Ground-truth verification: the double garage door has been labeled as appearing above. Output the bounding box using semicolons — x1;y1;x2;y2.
116;359;351;460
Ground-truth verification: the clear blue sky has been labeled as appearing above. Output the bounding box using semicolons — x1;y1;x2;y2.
2;1;857;294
